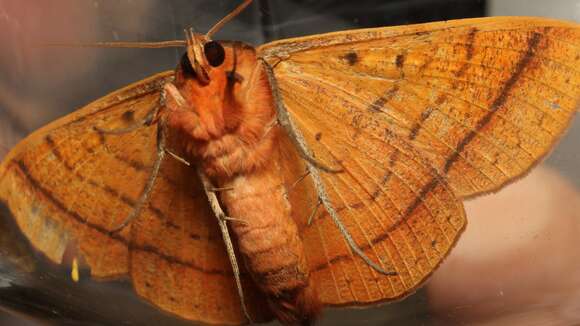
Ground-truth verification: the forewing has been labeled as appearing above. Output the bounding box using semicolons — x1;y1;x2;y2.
260;17;580;198
0;72;270;324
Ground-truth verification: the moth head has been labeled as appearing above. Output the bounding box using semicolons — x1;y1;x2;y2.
165;1;261;141
167;39;259;142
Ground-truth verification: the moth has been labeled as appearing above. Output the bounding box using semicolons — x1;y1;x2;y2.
0;0;578;325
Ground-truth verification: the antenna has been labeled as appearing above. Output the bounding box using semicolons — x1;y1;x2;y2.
42;0;254;49
42;40;186;49
206;0;253;39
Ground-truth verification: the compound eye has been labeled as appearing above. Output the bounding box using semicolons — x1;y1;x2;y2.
203;41;225;67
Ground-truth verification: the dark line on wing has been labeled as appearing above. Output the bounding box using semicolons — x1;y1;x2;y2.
368;84;399;201
369;150;398;201
455;28;478;78
368;85;400;113
397;178;440;230
12;160;229;276
466;28;477;60
313;33;542;273
15;159;123;240
44;135;199;238
370;99;435;201
443;32;541;174
408;107;434;140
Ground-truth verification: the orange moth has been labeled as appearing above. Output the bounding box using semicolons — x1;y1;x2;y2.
0;1;579;325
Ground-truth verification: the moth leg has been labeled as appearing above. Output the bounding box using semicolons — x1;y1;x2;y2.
261;59;397;276
197;167;253;323
222;216;249;226
307;199;321;226
109;120;167;233
165;148;191;166
289;169;310;192
260;59;342;174
309;159;397;276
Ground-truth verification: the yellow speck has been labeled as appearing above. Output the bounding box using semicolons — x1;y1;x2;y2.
71;258;79;282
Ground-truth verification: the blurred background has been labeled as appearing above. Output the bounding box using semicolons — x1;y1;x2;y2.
0;0;578;325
